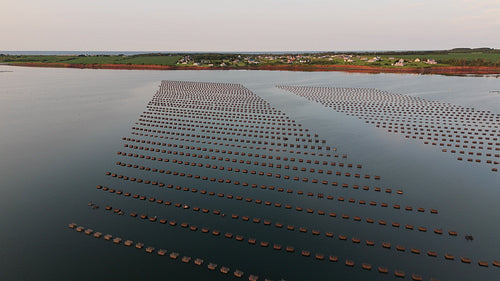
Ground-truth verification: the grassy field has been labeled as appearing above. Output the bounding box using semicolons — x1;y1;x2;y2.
117;55;180;65
388;52;499;62
0;55;73;63
56;56;125;64
0;54;182;66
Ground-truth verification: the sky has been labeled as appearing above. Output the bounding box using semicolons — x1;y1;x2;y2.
1;0;499;51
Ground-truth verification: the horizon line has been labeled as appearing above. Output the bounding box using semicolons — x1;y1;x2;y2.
1;47;498;54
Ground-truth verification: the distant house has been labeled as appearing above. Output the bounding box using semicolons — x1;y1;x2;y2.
393;59;405;66
425;59;437;64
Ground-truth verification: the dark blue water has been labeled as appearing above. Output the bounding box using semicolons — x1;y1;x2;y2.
0;65;499;281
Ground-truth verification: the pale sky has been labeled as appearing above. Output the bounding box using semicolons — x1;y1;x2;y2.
1;0;499;51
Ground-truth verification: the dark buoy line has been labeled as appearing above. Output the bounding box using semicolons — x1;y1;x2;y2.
117;145;381;185
68;222;268;280
69;220;439;278
104;167;438;221
111;155;416;210
122;141;361;175
90;202;495;269
97;181;453;239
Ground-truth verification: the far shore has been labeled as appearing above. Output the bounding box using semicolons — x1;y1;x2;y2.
7;62;500;75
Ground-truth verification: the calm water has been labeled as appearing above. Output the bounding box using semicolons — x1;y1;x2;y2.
0;65;499;281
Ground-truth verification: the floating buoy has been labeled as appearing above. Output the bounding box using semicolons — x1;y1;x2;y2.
234;270;244;278
345;260;354;267
444;254;455;260
207;263;217;270
394;270;405;278
461;257;471;263
427;251;437;257
478;260;489;267
411;274;423;281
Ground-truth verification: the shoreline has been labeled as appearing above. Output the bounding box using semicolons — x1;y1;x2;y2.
7;62;500;75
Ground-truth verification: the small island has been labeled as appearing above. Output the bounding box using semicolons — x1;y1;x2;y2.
1;48;499;75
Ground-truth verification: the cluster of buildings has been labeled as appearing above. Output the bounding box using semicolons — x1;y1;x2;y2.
175;54;438;67
392;58;438;66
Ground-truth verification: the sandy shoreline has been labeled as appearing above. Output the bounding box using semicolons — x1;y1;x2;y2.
8;62;500;75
